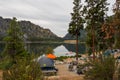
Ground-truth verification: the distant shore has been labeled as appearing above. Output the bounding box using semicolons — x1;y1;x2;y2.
0;41;63;44
64;40;85;44
0;40;85;44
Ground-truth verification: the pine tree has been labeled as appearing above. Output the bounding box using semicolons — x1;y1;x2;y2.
2;17;27;60
101;0;120;49
69;0;84;60
84;0;108;58
113;0;120;48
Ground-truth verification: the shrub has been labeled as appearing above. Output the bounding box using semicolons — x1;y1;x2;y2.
84;56;118;80
0;56;13;70
45;47;54;54
56;56;68;61
3;55;43;80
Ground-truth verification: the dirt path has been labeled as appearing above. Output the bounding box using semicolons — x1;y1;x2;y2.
0;70;2;80
55;64;84;80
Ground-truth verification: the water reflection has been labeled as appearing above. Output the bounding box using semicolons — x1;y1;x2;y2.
54;45;72;57
0;43;5;53
26;43;86;56
64;43;86;54
0;43;86;57
26;43;60;55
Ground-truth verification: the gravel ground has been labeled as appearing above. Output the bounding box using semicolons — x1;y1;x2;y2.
55;64;84;80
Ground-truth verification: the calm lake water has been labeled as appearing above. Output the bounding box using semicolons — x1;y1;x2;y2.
0;43;86;57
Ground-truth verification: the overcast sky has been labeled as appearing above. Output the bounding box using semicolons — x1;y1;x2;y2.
0;0;115;37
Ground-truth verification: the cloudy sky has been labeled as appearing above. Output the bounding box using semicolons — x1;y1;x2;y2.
0;0;115;37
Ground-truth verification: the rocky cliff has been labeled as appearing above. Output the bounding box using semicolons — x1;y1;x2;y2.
0;17;60;41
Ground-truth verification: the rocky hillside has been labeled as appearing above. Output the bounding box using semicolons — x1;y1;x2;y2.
0;17;60;41
63;30;87;41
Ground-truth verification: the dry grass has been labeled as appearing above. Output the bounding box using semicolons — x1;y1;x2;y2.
44;75;84;80
60;75;84;80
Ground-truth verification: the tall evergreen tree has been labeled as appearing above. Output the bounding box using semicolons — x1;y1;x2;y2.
2;17;27;60
113;0;120;48
101;0;120;49
69;0;84;60
101;16;115;49
84;0;108;58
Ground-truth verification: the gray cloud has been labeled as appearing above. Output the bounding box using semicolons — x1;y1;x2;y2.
0;0;115;37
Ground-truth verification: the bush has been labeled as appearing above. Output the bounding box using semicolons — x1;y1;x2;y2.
84;56;118;80
45;47;54;54
3;55;43;80
0;56;13;70
56;56;68;61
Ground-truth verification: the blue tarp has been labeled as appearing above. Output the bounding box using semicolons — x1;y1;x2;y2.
103;49;114;56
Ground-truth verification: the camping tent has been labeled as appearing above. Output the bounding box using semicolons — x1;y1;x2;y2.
38;56;54;67
103;49;114;56
46;54;56;59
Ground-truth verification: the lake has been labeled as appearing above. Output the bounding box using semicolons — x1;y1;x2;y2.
0;43;86;57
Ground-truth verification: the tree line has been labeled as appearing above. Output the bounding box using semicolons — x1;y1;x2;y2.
69;0;120;60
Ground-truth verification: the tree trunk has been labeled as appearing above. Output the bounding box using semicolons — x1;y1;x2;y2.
76;34;78;61
92;26;95;60
114;29;120;48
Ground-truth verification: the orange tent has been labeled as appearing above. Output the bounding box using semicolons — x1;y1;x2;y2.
46;54;56;59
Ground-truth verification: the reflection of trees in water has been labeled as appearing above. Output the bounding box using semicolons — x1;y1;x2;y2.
0;43;61;56
0;43;5;54
0;43;86;55
63;43;86;54
26;43;61;55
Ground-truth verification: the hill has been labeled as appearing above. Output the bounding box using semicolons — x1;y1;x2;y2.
63;30;87;42
0;17;61;41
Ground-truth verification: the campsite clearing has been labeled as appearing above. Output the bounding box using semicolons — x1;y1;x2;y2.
45;64;84;80
56;64;84;80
